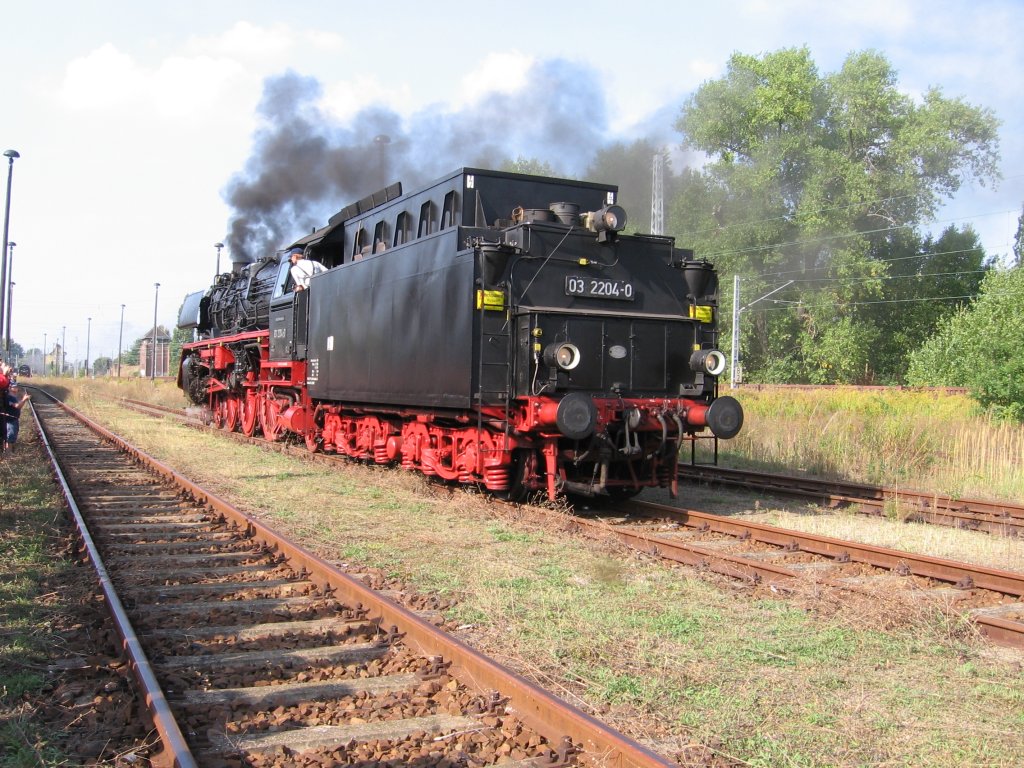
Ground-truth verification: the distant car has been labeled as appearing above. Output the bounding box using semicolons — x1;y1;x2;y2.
17;364;30;377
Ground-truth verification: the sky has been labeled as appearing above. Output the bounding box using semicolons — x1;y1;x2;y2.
1;0;1021;369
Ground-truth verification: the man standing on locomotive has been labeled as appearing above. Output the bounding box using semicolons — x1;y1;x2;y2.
289;247;325;291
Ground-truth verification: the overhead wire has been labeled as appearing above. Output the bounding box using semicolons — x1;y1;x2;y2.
744;291;1013;313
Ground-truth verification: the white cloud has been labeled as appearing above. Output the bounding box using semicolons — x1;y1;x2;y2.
454;51;534;108
54;38;254;123
741;0;914;34
303;29;347;52
321;76;416;121
152;55;248;119
188;20;295;59
56;43;148;110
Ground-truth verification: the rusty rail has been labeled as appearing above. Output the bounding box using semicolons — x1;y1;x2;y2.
34;388;677;768
678;464;1024;537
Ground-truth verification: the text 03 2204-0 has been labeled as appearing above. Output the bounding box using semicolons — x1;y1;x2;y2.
564;276;635;300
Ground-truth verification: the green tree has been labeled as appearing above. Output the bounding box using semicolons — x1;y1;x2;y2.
1013;205;1023;267
869;225;992;382
672;47;1001;383
122;337;142;366
169;325;192;373
93;356;114;376
908;267;1024;420
500;157;563;177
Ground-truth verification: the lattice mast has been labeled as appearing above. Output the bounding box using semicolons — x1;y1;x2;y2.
650;152;664;235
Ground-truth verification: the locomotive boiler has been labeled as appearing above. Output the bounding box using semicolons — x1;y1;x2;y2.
178;168;742;500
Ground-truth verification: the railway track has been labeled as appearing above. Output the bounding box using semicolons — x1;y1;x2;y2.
677;464;1024;537
110;394;1024;648
574;501;1024;649
119;396;1024;540
30;391;675;768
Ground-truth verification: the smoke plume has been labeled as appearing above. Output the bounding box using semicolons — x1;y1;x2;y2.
222;59;617;263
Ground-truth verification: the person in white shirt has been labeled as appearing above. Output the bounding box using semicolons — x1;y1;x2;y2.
289;247;325;291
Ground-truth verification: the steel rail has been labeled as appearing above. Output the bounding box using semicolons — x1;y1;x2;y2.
630;500;1024;597
113;394;1023;647
27;392;199;768
570;507;1024;647
678;464;1024;536
618;500;1023;647
40;391;677;768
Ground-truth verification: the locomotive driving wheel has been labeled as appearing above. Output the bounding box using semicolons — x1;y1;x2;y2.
260;394;285;442
304;427;320;452
224;395;240;432
240;389;259;436
211;397;226;429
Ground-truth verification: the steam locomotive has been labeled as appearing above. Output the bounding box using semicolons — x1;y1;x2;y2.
177;168;742;500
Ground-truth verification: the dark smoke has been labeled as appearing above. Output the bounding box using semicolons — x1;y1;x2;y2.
222;59;613;262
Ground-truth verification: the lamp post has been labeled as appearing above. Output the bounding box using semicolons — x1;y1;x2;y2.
85;316;91;378
373;134;390;187
117;303;125;378
1;149;19;362
61;325;66;376
43;332;47;375
214;241;224;278
151;283;160;379
4;241;13;355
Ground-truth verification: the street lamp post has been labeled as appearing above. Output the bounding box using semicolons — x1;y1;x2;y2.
0;149;20;362
373;134;390;187
61;325;66;376
214;241;224;279
117;303;125;378
4;241;13;355
151;283;160;380
86;316;91;378
43;332;47;375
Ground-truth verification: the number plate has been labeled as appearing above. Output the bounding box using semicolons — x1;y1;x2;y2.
565;276;635;300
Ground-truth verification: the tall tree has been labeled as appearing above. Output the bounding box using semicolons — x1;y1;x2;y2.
672;47;1000;383
908;266;1024;420
1014;205;1024;267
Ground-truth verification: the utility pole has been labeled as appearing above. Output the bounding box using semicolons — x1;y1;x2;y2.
151;283;160;379
730;277;795;389
730;275;741;389
650;152;664;236
117;304;125;378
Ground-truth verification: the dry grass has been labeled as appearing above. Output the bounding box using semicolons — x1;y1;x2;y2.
52;381;1024;767
709;388;1024;502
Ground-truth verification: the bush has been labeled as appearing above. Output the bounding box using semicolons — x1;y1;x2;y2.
908;267;1024;420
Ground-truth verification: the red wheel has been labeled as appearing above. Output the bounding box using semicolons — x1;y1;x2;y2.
260;395;284;442
304;428;320;452
241;390;259;437
211;397;226;429
224;395;240;432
